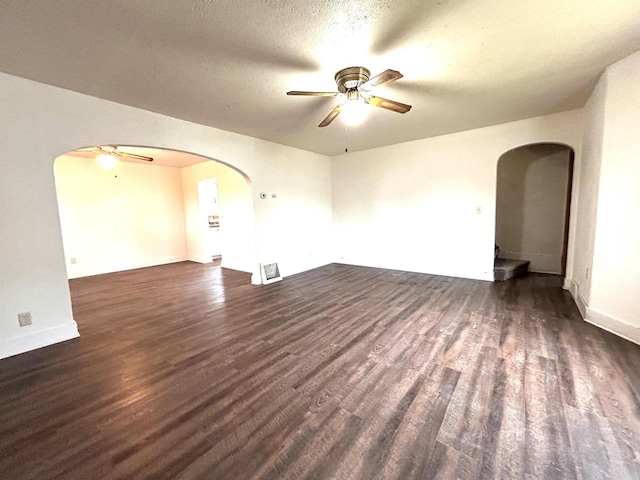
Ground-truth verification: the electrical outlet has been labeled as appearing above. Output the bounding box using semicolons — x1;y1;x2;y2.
18;312;32;327
70;257;77;264
475;206;483;215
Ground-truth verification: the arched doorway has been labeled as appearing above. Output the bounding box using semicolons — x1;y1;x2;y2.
494;143;574;280
53;145;256;280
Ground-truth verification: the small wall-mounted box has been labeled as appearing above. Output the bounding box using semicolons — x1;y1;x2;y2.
18;312;32;327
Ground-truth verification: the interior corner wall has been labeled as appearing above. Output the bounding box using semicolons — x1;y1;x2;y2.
495;145;570;274
54;155;188;278
0;72;333;359
331;110;584;281
180;161;255;273
569;74;607;311
579;49;640;344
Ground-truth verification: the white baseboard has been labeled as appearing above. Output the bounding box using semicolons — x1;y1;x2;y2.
565;278;639;345
585;308;640;346
68;255;189;279
191;255;212;264
220;259;252;274
0;321;79;360
333;259;494;282
567;279;587;318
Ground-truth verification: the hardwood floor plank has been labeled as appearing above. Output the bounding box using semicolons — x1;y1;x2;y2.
565;406;640;480
329;365;427;480
524;355;577;479
423;441;481;479
386;366;461;480
437;345;500;459
479;357;526;479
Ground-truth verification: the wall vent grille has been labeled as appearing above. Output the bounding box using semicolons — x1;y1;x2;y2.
260;261;282;284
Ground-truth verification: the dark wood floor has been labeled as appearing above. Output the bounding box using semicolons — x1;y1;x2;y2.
1;262;639;479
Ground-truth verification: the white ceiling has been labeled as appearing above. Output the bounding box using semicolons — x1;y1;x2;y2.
2;1;639;156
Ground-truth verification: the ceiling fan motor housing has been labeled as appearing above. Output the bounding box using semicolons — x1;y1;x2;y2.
335;66;370;93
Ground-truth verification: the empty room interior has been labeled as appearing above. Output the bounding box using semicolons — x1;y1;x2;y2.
1;1;640;479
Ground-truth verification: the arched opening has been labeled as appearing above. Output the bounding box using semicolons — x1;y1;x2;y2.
53;145;256;280
494;143;575;281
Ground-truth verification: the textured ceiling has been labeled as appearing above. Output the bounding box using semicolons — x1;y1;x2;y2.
1;1;640;155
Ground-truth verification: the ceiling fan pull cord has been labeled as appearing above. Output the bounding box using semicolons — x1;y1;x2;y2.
344;124;349;153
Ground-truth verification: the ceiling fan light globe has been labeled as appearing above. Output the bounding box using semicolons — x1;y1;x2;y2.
341;98;369;126
98;154;117;170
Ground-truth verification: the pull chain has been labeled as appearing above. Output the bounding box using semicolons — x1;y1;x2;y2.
344;124;349;153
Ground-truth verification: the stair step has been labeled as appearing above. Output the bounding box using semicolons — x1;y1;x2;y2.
494;259;530;281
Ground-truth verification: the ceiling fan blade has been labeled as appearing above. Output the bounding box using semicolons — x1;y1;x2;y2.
65;150;96;159
287;91;339;97
360;69;403;90
366;96;412;114
76;146;102;154
318;104;343;127
115;151;154;162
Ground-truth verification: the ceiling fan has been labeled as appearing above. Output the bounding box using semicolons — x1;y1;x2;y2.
81;145;155;163
287;67;412;127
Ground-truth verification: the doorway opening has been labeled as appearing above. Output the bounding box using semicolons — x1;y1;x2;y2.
494;143;574;281
53;145;255;280
198;178;222;263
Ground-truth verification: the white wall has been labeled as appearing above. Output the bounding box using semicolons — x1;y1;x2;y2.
0;72;333;359
181;161;255;273
570;77;607;309
331;110;584;281
573;50;640;343
496;145;570;274
54;155;188;278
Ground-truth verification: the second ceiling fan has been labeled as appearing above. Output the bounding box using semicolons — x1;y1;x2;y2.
287;67;412;127
84;145;155;162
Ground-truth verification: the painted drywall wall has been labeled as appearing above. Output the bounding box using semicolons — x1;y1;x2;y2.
181;161;254;273
569;77;607;309
54;155;188;278
587;50;640;342
331;110;584;281
495;145;570;274
0;72;333;359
